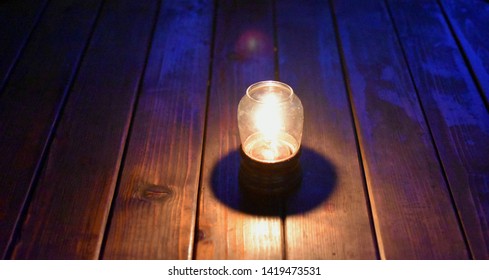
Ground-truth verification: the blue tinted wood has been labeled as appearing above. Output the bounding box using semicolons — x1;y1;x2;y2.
439;0;489;108
388;0;489;259
332;0;468;259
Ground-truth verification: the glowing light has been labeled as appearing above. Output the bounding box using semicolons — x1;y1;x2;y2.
254;93;282;141
251;93;283;161
249;220;273;237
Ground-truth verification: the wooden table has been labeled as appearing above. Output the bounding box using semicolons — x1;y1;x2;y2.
1;0;488;260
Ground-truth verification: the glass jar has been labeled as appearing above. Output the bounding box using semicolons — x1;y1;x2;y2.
237;80;304;163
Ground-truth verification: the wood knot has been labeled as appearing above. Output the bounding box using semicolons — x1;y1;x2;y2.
198;229;205;241
197;229;212;245
137;183;173;202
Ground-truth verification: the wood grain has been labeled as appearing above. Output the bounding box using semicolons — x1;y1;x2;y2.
102;0;213;259
1;0;487;260
276;0;377;259
438;0;489;107
331;0;468;259
387;0;489;259
0;0;103;259
0;0;48;92
194;0;283;259
11;0;158;259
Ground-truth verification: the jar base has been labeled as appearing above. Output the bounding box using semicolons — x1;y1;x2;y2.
239;146;302;196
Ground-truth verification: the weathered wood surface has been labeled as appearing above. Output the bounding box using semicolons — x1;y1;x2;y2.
387;0;489;259
194;0;283;259
331;0;468;259
0;0;103;258
276;0;377;259
439;0;489;107
10;0;158;259
1;0;488;260
102;0;213;259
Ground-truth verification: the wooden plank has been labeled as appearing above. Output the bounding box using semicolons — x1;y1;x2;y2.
194;0;283;259
0;0;48;92
0;0;103;259
438;0;489;107
331;0;468;259
276;0;377;259
387;0;489;259
10;0;158;259
102;0;213;259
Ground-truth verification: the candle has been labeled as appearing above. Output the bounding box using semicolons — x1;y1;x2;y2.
238;81;303;163
237;80;304;194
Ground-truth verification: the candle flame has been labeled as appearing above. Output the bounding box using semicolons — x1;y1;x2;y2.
253;93;283;161
255;93;282;141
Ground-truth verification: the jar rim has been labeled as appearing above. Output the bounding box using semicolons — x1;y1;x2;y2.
246;80;294;103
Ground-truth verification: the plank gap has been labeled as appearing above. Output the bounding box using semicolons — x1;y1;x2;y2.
328;0;382;260
192;0;219;260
